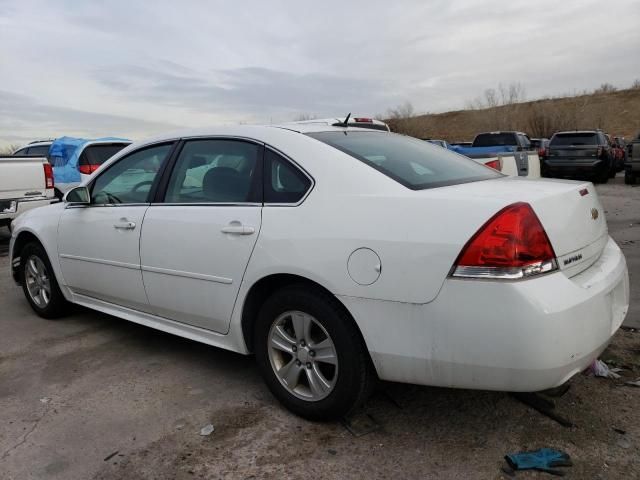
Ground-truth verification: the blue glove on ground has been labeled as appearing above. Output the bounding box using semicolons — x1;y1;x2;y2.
505;448;572;474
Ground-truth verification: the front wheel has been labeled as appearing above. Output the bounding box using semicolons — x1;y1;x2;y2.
20;242;70;319
254;285;375;420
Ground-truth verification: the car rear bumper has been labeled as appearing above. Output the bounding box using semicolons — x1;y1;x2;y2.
543;160;606;177
0;196;55;226
338;236;629;392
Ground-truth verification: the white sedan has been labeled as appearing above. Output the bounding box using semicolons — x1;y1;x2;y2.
9;125;629;420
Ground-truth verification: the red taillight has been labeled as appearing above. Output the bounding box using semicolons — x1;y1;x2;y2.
452;202;557;279
79;164;100;175
353;117;373;123
484;158;502;171
538;147;546;158
43;163;54;189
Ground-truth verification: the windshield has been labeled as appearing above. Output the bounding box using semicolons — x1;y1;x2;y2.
307;131;501;190
473;133;517;147
550;133;599;146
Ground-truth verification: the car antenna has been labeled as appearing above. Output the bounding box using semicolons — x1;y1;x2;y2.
341;112;351;127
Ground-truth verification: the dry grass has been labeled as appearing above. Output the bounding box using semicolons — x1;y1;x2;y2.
387;88;640;141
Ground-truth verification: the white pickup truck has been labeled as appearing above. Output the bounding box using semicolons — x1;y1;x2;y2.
0;156;55;231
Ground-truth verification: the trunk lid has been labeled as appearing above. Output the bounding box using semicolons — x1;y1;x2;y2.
425;177;608;278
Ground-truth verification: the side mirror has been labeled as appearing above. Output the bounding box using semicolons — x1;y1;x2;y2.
64;186;90;205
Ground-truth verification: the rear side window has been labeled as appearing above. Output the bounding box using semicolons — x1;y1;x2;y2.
264;149;311;203
308;131;501;190
473;133;517;147
165;139;261;203
81;143;130;167
550;133;599;146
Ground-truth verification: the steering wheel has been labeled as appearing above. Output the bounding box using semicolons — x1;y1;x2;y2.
132;180;154;192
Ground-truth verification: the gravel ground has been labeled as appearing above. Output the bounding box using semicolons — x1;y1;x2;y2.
0;176;638;479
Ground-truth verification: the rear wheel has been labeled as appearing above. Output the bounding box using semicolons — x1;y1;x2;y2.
20;242;70;319
254;285;375;420
594;167;610;184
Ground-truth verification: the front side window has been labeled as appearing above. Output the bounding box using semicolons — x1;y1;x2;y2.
308;131;501;190
264;149;311;203
165;139;260;203
91;143;172;204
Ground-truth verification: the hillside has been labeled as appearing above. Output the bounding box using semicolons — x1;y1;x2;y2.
387;88;640;142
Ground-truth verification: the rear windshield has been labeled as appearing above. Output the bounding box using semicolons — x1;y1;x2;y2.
550;133;599;146
307;131;501;190
81;143;129;165
473;133;517;147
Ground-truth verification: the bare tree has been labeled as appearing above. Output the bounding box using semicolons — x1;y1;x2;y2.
387;101;415;119
631;79;640;90
594;83;617;94
293;113;317;121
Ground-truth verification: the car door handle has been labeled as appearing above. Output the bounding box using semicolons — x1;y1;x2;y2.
221;223;255;235
114;220;136;230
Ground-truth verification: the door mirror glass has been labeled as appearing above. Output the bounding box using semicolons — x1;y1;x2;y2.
65;186;90;204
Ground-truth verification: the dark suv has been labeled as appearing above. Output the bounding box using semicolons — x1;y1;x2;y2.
544;130;614;183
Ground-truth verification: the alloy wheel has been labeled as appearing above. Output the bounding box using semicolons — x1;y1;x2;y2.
267;310;338;401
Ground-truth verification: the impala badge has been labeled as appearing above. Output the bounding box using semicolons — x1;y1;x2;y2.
591;208;599;220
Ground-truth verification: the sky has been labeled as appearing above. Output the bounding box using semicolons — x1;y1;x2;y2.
1;0;639;147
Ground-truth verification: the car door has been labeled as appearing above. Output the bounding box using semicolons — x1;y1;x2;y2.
139;138;263;333
57;142;174;311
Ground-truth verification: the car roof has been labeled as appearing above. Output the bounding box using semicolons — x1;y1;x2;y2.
554;130;601;135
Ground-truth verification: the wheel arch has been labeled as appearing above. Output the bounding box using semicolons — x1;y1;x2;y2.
10;230;44;283
240;273;372;363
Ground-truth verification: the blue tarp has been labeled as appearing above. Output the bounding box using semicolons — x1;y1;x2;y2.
48;136;130;184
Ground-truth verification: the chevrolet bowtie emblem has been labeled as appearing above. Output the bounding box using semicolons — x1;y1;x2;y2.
591;208;599;220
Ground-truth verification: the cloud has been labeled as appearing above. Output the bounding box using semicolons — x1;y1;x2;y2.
0;90;178;145
0;0;638;146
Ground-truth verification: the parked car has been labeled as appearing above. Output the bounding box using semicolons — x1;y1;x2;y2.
449;131;541;178
48;137;132;197
0;154;55;231
12;140;53;157
625;133;640;184
423;139;450;149
10;125;629;420
544;130;614;183
530;138;550;159
289;116;390;131
13;137;132;198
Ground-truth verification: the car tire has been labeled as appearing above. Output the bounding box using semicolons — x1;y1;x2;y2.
254;285;375;421
20;242;70;319
595;168;610;184
625;171;637;185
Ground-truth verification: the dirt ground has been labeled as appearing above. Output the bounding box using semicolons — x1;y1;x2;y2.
0;176;638;479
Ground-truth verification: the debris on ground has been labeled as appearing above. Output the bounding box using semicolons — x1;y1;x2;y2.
340;412;380;437
504;448;572;476
199;424;215;436
589;359;623;379
39;397;51;404
616;437;632;449
624;379;640;387
511;393;574;428
103;451;119;462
